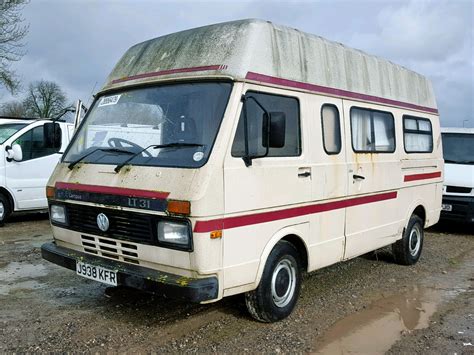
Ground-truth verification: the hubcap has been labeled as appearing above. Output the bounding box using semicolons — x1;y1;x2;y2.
408;225;421;257
0;201;4;220
271;258;296;308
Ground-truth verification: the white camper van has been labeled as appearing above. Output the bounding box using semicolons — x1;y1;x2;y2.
0;117;73;224
441;127;474;223
41;20;443;322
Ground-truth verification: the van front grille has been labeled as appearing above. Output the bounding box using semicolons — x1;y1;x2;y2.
81;235;140;264
65;203;156;245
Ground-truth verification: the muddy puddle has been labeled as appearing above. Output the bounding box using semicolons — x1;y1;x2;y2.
0;262;48;295
312;259;473;354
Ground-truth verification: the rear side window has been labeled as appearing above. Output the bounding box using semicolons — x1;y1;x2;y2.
403;116;433;153
350;107;395;153
321;104;341;154
231;92;301;157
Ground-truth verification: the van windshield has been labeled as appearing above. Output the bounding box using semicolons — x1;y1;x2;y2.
0;123;28;144
63;82;232;168
442;133;474;165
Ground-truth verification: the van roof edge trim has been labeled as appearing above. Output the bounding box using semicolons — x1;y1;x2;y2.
111;65;228;84
245;72;439;115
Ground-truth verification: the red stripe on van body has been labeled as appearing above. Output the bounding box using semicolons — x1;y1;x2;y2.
245;72;439;115
55;182;170;200
111;65;228;84
404;171;442;182
194;191;397;233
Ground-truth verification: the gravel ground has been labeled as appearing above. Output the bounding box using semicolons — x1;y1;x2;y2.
0;215;472;353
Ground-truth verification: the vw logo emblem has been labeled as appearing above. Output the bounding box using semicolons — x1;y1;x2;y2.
97;213;110;232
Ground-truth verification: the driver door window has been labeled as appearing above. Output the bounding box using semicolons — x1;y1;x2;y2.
231;92;301;158
14;126;61;161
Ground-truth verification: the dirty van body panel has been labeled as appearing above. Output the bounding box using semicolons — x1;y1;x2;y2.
222;84;313;289
103;20;436;113
343;102;442;259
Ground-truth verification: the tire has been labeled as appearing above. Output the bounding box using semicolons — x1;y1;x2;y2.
0;193;12;225
392;214;424;265
245;241;302;322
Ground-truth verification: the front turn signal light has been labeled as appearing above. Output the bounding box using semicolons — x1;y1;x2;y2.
167;200;191;216
46;186;55;199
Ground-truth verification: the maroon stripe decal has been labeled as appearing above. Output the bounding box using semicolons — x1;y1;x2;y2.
55;182;170;200
404;171;441;182
246;72;438;115
111;65;228;84
194;191;397;233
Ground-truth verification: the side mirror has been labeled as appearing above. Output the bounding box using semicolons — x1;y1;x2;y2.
44;122;62;149
6;144;23;162
262;112;286;148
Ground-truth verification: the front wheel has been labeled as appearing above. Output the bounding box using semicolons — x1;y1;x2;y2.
245;241;302;322
0;194;12;226
392;214;424;265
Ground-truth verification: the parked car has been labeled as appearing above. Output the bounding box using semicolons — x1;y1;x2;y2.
441;127;474;223
41;19;442;322
0;117;74;224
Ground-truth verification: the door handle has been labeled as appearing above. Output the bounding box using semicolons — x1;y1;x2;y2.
353;174;365;180
298;167;311;178
298;172;311;178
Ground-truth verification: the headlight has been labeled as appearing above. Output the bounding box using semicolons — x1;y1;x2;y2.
157;220;191;250
50;205;67;225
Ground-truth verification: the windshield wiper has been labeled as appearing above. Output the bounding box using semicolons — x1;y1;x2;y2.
114;143;204;173
68;147;134;170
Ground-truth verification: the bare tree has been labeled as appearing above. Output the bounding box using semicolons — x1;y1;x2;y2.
0;0;29;94
0;99;27;117
23;80;72;118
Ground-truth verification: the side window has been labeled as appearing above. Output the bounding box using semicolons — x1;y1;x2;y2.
321;104;341;154
350;107;395;153
403;116;433;153
14;126;61;161
231;91;301;157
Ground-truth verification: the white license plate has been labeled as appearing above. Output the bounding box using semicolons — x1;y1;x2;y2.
441;204;452;212
76;261;117;286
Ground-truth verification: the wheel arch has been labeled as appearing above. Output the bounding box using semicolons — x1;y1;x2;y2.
406;201;427;227
255;225;309;286
0;186;15;212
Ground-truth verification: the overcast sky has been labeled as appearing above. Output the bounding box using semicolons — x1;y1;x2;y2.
1;0;472;127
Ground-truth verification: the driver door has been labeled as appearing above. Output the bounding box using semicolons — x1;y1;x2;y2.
5;124;62;210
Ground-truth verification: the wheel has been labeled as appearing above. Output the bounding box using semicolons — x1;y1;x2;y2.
392;214;424;265
0;193;12;225
245;241;302;322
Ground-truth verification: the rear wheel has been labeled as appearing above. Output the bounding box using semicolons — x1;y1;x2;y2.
245;241;302;322
0;193;12;226
392;214;424;265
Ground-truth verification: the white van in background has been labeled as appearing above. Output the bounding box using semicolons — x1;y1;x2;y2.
441;128;474;223
0;117;74;224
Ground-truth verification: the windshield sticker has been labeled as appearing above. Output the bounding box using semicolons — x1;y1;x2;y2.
193;152;204;162
98;95;121;107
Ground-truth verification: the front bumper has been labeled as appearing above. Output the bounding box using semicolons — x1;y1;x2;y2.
41;242;218;303
440;195;474;223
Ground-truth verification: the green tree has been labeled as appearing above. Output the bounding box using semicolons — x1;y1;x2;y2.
0;0;29;94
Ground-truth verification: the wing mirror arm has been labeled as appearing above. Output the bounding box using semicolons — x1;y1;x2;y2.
241;95;271;167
